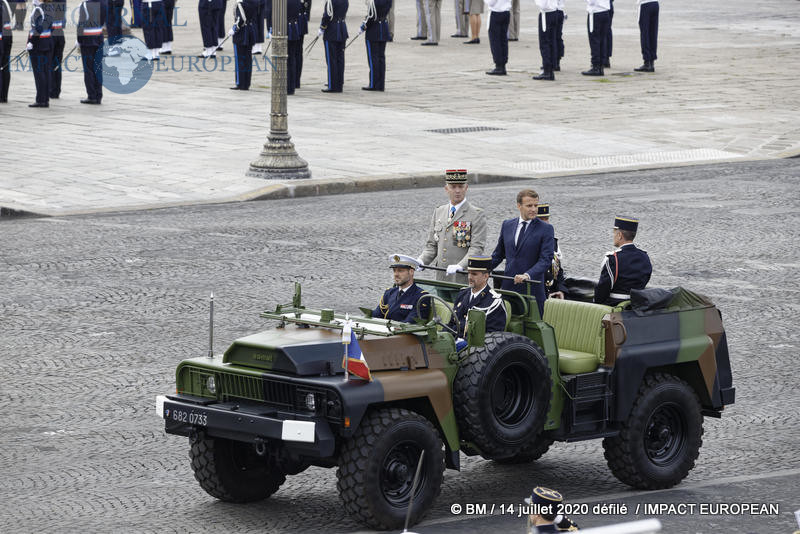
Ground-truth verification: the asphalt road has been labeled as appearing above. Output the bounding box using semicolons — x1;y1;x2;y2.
1;159;799;533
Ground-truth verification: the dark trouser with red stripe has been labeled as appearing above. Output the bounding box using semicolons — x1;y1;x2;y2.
537;11;557;71
324;39;344;91
587;11;610;67
50;35;64;98
80;45;103;101
365;38;385;90
639;1;659;62
30;49;52;104
488;10;509;69
0;35;11;101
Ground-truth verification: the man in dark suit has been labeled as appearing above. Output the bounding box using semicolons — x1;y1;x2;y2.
450;256;507;338
372;255;430;323
490;189;554;316
594;216;652;305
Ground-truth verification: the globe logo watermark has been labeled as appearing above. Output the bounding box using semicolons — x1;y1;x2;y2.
101;36;153;94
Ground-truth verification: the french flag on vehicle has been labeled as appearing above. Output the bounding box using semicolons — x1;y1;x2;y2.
341;319;371;381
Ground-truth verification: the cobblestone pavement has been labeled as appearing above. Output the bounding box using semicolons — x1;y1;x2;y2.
1;159;799;533
1;0;800;215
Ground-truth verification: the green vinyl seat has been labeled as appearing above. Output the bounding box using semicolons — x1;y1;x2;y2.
542;299;614;374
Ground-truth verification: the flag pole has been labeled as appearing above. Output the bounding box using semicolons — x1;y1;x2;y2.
342;314;351;382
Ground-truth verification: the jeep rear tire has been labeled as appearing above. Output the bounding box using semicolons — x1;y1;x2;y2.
337;408;445;530
189;435;286;502
603;373;704;489
454;332;551;459
493;434;554;464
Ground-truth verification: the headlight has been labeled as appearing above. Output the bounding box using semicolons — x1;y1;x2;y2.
304;392;316;411
206;375;216;395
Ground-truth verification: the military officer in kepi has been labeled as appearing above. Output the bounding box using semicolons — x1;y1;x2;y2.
371;255;430;323
524;487;579;532
229;0;258;90
594;216;652;305
537;203;567;299
360;0;390;92
417;169;487;283
449;256;507;339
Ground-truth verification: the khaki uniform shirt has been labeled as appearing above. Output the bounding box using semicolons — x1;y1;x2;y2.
419;200;487;281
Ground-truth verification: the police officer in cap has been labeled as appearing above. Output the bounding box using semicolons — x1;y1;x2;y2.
594;216;652;305
537;203;567;299
371;255;430;323
525;487;579;532
449;256;507;338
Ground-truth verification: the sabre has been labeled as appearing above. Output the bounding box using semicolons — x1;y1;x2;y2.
3;49;27;71
54;42;78;72
304;34;319;55
420;264;540;284
344;30;362;49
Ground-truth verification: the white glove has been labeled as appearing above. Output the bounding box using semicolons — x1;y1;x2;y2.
267;30;272;39
227;28;235;37
415;257;426;271
446;264;463;276
75;40;80;47
318;28;324;36
26;42;33;51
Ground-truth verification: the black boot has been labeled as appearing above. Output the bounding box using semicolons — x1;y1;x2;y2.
532;69;554;80
581;65;604;76
634;60;655;72
486;64;507;75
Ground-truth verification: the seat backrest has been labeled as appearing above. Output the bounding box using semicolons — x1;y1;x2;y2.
543;299;614;364
434;299;453;325
504;300;512;330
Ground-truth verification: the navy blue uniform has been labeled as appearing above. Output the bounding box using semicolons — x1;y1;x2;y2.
255;0;267;46
490;217;554;316
363;0;390;91
0;0;13;103
162;0;175;45
488;8;510;71
544;237;567;296
320;0;347;92
587;9;610;69
371;283;429;323
199;0;223;49
217;0;228;41
450;285;507;338
594;243;652;305
46;0;66;98
77;0;106;102
606;0;613;64
537;10;557;72
232;0;258;89
296;0;310;86
107;0;124;45
28;5;53;106
638;1;658;63
554;6;564;67
141;0;165;50
266;0;302;93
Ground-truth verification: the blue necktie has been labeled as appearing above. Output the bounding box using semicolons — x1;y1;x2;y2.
516;221;528;248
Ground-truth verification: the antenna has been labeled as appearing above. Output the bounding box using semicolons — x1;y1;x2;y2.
402;449;425;533
207;292;214;358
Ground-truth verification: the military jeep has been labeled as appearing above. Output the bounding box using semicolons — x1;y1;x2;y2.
156;279;735;530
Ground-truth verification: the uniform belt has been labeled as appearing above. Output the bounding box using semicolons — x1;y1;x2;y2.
51;22;64;28
609;292;630;300
38;31;52;37
3;23;11;30
83;27;103;35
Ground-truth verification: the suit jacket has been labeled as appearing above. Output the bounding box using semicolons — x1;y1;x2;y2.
419;200;487;281
371;283;429;323
594;243;652;305
365;0;391;41
450;285;507;338
490;217;554;312
320;0;347;41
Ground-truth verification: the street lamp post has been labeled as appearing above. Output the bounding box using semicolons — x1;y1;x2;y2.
247;0;311;179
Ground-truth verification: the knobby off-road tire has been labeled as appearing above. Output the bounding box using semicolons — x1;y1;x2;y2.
603;372;704;489
454;332;551;460
492;434;555;464
189;435;286;502
337;408;445;530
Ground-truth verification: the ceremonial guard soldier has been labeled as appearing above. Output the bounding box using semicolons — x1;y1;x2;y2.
141;0;165;61
160;0;175;54
634;0;658;72
490;189;554;316
532;0;557;80
319;0;347;93
485;0;510;76
27;0;53;108
77;0;105;104
198;0;223;57
594;216;652;305
537;203;567;299
417;169;487;282
371;255;430;323
46;0;65;98
0;0;12;103
296;0;311;85
229;0;258;90
449;256;507;338
360;0;390;91
581;0;610;76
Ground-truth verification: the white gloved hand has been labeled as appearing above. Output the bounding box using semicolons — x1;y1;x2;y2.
267;30;272;39
26;42;33;51
446;264;463;276
228;28;235;37
75;40;80;47
318;28;324;36
415;257;426;271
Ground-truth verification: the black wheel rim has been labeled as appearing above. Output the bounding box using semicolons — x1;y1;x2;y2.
490;361;535;428
380;440;425;508
644;403;687;466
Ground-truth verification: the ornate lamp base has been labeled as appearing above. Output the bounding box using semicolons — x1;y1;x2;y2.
247;133;311;180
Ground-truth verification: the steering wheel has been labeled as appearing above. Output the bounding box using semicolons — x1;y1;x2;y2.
415;293;458;336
